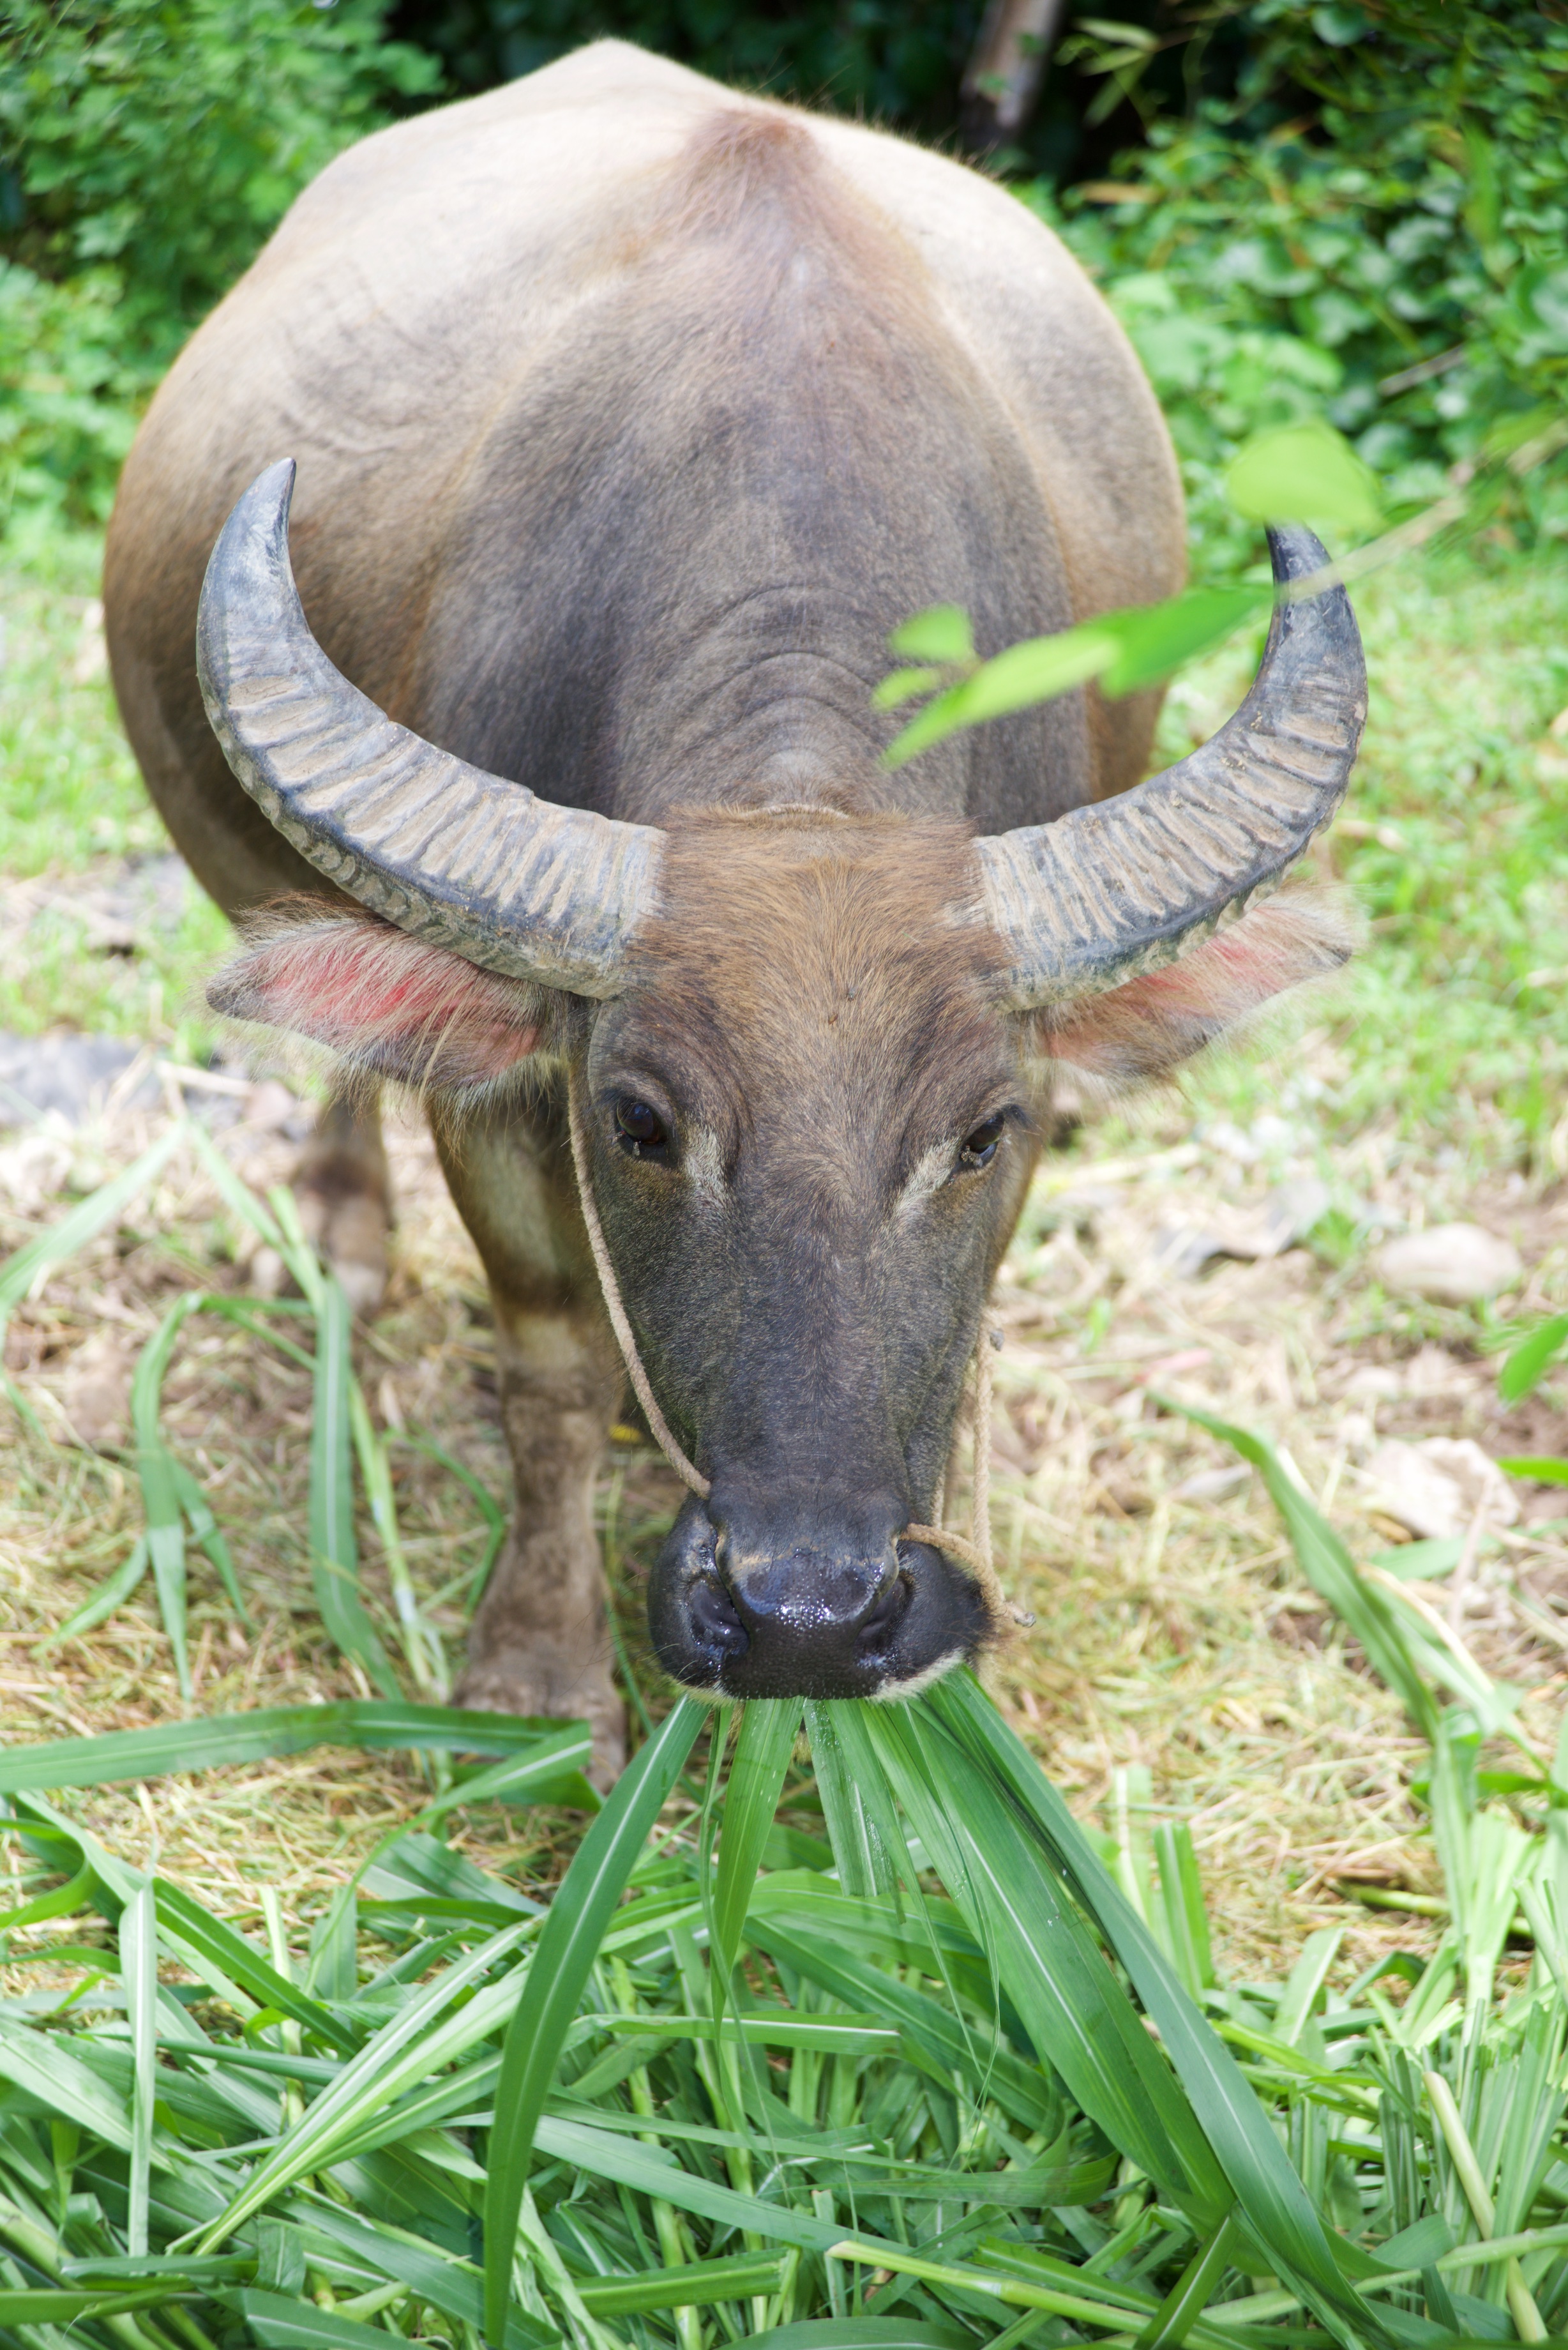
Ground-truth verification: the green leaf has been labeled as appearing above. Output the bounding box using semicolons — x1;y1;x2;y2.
1152;1820;1216;1999
0;2289;184;2324
712;1699;799;1989
872;665;945;711
0;1124;186;1326
864;1702;1226;2208
154;1881;360;2054
746;2328;972;2350
881;584;1266;769
483;1698;705;2340
926;1675;1392;2346
123;1883;158;2255
0;2015;137;2151
532;2112;843;2251
0;1701;575;1794
131;1293;200;1698
199;1917;537;2248
1154;1396;1438;1740
237;2293;421;2350
1096;584;1268;697
578;2252;787;2314
883;621;1115;768
1225;421;1382;531
46;1533;151;1646
1500;1314;1568;1403
1500;1456;1568;1485
888;604;975;663
748;1918;1059;2132
804;1699;902;1898
0;1858;96;1934
285;2208;548;2350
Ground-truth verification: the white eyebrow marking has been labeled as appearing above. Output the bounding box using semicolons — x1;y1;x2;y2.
896;1141;952;1220
684;1125;727;1208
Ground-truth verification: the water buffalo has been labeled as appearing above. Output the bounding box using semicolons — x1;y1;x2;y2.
103;42;1363;1771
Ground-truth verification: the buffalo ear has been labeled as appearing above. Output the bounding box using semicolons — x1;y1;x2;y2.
208;906;554;1093
1027;889;1357;1087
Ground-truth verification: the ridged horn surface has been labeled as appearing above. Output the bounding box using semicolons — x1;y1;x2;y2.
197;460;661;997
977;526;1366;1009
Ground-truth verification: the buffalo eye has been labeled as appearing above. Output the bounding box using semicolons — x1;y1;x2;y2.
960;1113;1005;1170
615;1098;669;1158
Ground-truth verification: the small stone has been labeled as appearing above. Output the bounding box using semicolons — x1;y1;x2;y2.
1376;1224;1523;1306
1362;1436;1519;1541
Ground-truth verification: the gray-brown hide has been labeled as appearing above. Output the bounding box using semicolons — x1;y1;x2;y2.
105;42;1351;1769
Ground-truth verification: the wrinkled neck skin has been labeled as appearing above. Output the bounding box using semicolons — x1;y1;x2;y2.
571;810;1041;1701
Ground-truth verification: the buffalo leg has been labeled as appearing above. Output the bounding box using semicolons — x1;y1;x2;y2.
433;1097;627;1781
293;1091;393;1315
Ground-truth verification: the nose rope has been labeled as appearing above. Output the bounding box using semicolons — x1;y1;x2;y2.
905;1312;1034;1632
567;1074;1031;1632
567;1073;711;1499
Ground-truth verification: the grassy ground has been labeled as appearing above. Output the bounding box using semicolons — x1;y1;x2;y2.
2;526;1567;1996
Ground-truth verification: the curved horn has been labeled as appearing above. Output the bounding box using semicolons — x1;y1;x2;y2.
197;460;661;997
977;527;1366;1009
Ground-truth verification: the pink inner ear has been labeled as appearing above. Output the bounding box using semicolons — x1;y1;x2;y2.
1037;895;1353;1082
211;917;543;1088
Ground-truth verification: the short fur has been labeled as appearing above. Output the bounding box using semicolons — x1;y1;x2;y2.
105;47;1351;1764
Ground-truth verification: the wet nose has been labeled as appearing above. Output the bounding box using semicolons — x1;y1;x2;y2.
647;1487;990;1699
712;1488;910;1696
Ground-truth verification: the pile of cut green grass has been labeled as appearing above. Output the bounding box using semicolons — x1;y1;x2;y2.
1;1448;1567;2350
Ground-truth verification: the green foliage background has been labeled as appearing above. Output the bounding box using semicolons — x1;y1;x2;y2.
1036;2;1568;577
0;0;441;545
1;0;1566;571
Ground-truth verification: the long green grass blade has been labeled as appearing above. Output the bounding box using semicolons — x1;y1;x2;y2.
712;1699;800;1989
0;1701;570;1793
1500;1314;1568;1403
122;1884;157;2255
392;1432;508;1605
154;1881;359;2054
131;1293;200;1698
748;1918;1059;2131
169;1457;252;1628
866;1699;1226;2208
0;2017;136;2149
577;2253;787;2314
0;2288;186;2323
745;2328;972;2350
927;1673;1391;2346
483;1698;704;2340
532;2113;842;2250
0;1124;186;1328
197;1918;536;2248
349;1381;442;1695
804;1699;902;1897
0;1858;95;1934
46;1534;151;1645
306;1269;398;1699
1157;1399;1438;1738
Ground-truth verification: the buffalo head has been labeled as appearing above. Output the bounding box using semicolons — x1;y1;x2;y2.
199;462;1364;1701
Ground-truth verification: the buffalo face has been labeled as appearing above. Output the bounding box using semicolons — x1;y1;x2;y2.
586;812;1030;1698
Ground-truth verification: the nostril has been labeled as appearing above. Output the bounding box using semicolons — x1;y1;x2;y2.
857;1572;912;1658
689;1575;748;1658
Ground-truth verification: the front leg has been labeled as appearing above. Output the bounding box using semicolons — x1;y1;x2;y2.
433;1091;627;1782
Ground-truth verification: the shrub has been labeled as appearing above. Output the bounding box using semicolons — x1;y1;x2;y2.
1025;1;1568;578
0;0;442;533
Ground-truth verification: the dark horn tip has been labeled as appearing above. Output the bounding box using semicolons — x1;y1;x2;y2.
1264;522;1332;588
